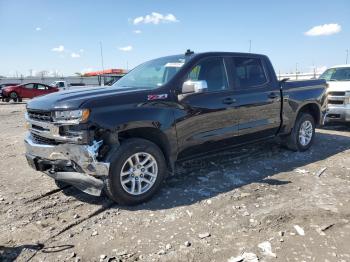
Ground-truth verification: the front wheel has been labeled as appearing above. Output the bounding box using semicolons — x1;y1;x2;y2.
282;113;315;151
9;92;18;102
104;138;166;205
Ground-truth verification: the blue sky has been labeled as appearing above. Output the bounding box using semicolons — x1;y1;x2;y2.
0;0;349;76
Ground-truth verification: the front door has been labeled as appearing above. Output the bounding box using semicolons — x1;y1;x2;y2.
20;83;35;98
175;56;239;159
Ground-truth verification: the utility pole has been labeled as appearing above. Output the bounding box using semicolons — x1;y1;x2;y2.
346;49;349;64
249;40;252;53
295;63;298;80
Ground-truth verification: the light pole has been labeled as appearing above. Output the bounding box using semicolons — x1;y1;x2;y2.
346;49;349;64
100;41;105;72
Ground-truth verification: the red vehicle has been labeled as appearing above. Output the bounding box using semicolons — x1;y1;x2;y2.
2;83;58;102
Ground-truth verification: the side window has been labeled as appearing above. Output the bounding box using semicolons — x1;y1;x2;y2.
59;82;65;88
187;57;229;92
37;84;47;90
24;84;34;89
233;57;268;89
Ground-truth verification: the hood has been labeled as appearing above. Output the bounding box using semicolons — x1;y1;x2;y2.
27;86;145;111
326;81;350;93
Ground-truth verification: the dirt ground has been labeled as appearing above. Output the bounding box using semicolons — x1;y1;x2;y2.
0;102;350;262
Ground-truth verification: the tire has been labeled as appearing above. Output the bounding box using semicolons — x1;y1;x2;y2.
282;113;315;151
18;97;23;102
5;97;10;102
104;138;166;205
54;180;70;189
9;92;18;102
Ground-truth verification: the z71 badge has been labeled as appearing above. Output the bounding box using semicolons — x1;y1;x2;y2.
147;94;168;101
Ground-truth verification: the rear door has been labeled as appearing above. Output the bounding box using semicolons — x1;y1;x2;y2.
229;56;281;141
36;84;50;96
175;56;239;158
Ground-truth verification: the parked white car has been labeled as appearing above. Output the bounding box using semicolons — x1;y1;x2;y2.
50;81;86;91
320;65;350;123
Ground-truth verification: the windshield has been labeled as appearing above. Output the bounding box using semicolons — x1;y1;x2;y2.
319;67;350;81
113;55;187;89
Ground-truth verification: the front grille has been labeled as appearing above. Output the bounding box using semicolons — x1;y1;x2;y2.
329;91;345;96
328;100;344;105
31;133;59;145
27;110;53;122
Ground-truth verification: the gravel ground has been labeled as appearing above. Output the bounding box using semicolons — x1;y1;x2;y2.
0;102;350;262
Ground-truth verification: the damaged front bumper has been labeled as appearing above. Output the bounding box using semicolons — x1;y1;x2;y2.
24;132;110;196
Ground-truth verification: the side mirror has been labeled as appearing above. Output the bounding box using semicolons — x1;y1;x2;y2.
182;80;208;94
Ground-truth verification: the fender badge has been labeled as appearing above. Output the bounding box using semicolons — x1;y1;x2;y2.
147;94;168;101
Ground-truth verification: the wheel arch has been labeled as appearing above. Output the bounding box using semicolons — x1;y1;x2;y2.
296;102;321;126
117;126;175;174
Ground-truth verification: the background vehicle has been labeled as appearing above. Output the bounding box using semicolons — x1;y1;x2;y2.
0;83;19;100
2;83;58;102
83;69;127;86
319;65;350;123
50;81;86;91
24;51;327;205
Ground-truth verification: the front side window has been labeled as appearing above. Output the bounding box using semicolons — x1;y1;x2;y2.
113;55;188;89
187;57;229;92
233;57;268;89
319;68;350;81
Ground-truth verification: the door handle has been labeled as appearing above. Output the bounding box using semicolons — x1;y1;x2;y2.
222;97;236;105
268;92;279;99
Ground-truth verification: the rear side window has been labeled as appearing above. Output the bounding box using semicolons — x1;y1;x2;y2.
24;84;34;89
37;84;48;90
233;57;268;89
187;57;229;92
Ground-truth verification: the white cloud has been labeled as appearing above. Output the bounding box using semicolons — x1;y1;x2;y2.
305;23;341;36
51;45;65;52
119;45;133;52
133;12;178;25
133;30;142;34
35;27;41;31
71;52;81;58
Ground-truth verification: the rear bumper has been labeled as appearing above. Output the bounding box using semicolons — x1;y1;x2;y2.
24;133;110;196
325;104;350;123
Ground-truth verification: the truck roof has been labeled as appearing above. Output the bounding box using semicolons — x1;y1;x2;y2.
190;51;267;58
328;64;350;69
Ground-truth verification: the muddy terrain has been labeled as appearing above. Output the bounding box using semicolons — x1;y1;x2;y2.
0;102;349;262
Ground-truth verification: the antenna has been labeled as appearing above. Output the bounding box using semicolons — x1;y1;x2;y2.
185;49;194;56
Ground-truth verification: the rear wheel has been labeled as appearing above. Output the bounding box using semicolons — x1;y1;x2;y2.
282;113;315;151
104;138;166;205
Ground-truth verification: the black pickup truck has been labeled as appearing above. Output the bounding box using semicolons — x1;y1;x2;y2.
24;51;327;205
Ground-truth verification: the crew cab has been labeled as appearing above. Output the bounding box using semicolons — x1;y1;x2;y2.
24;51;327;205
319;65;350;123
2;83;58;102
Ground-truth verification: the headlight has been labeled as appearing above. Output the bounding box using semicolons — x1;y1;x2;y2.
52;109;90;123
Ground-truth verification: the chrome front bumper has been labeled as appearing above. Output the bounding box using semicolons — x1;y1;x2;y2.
325;104;350;122
24;133;110;196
